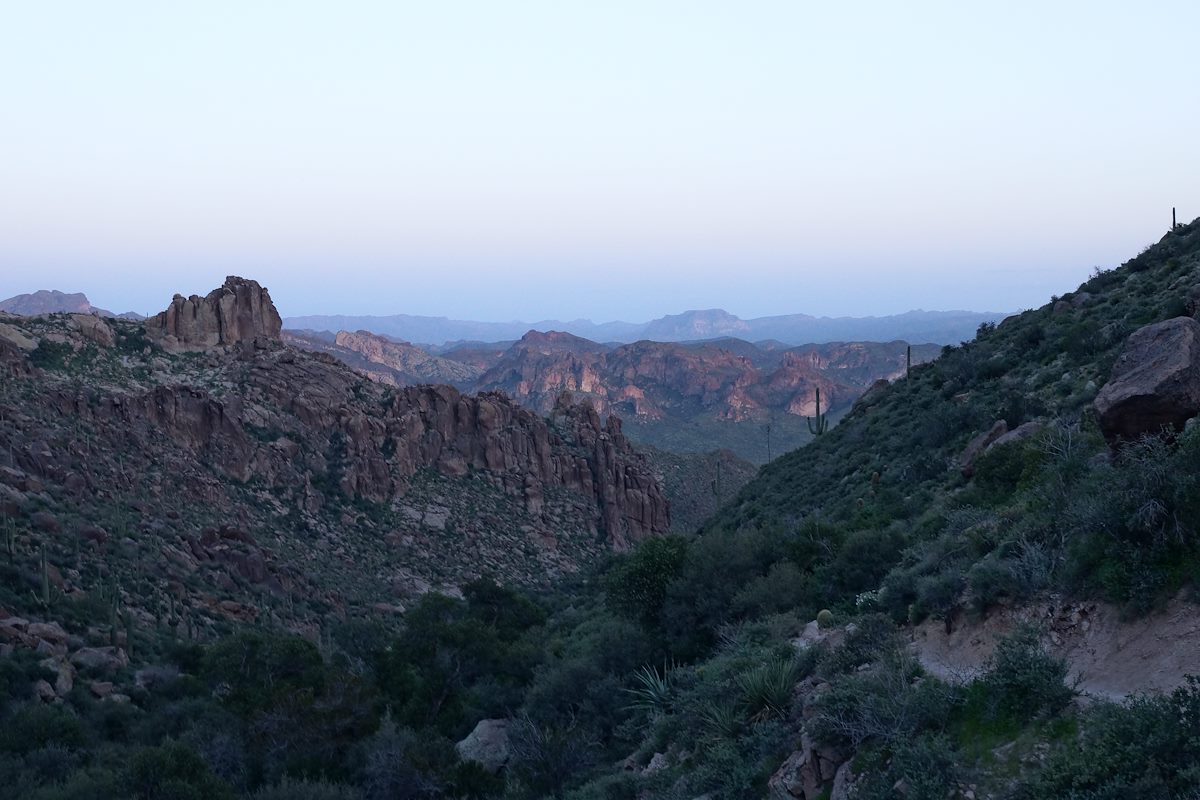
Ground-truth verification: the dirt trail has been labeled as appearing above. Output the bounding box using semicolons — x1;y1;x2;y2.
909;594;1200;700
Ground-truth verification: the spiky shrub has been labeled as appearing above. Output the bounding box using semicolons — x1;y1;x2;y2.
623;663;674;716
736;657;801;721
699;697;744;740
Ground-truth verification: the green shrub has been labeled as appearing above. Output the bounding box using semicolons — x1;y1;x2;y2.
202;631;325;716
249;777;363;800
980;627;1073;722
736;657;801;721
123;741;234;800
1013;677;1200;798
0;704;86;755
812;647;957;751
28;340;73;371
604;536;688;625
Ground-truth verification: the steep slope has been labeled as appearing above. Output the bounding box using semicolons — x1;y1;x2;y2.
712;218;1200;622
0;279;669;639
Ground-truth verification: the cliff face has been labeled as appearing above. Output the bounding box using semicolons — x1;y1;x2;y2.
471;332;937;423
0;280;669;635
146;276;282;352
333;331;483;387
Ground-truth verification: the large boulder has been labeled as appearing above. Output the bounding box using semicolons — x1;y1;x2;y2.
146;276;282;353
1095;317;1200;442
455;718;511;774
69;314;115;347
959;420;1008;477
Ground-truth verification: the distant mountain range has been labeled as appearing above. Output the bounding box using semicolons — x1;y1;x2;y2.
286;327;940;462
0;289;144;320
284;307;1009;347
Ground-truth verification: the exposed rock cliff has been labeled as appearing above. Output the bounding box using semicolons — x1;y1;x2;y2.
146;276;282;352
0;284;669;631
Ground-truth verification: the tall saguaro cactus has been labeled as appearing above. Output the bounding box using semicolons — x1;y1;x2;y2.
807;387;829;436
39;544;50;607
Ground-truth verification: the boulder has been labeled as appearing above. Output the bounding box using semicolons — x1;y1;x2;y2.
986;421;1043;452
71;646;128;672
831;760;856;800
643;752;668;774
455;718;511;774
146;276;282;353
768;749;820;800
959;420;1008;477
69;314;115;347
27;621;68;645
0;322;37;352
34;679;57;703
30;511;60;533
1095;317;1200;442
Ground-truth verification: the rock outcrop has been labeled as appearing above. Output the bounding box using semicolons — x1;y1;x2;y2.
146;276;282;352
1095;317;1200;442
0;293;670;620
455;719;511;774
329;330;482;387
470;332;935;424
768;732;845;800
959;420;1008;477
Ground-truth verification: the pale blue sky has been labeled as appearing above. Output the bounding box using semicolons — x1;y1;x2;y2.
1;2;1196;320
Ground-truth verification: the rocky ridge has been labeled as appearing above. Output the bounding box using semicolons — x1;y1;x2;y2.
299;327;940;462
146;276;283;352
0;279;669;649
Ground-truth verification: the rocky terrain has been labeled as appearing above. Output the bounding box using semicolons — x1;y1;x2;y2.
293;327;939;463
0;278;669;650
282;329;484;389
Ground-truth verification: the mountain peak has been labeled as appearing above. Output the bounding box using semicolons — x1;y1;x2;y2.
0;289;97;316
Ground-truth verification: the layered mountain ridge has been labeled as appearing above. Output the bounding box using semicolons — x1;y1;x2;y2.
283;306;1006;347
289;326;940;462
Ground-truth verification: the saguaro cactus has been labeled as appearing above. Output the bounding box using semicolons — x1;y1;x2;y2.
39;544;50;607
710;460;723;504
807;387;829;436
109;581;121;647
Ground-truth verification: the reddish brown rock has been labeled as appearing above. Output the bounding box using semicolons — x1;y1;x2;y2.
1095;317;1200;442
146;276;282;353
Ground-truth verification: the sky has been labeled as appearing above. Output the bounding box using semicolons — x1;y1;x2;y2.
1;1;1197;321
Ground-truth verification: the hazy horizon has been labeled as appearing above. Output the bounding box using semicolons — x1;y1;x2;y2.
3;2;1197;320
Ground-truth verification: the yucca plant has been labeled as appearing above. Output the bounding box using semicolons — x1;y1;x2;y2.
699;697;744;740
737;657;801;722
623;662;675;716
